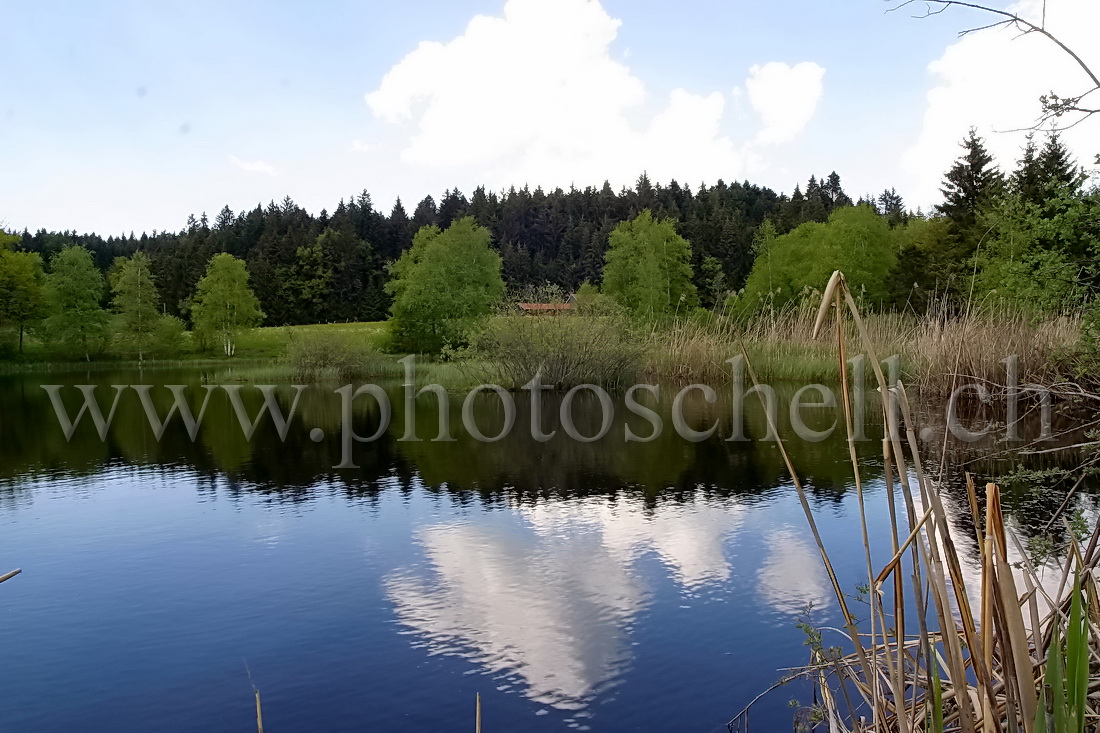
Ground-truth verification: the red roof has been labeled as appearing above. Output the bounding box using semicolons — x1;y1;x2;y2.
517;302;574;311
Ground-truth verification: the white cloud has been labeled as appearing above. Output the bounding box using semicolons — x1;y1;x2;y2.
745;62;826;145
366;0;819;190
903;0;1100;208
349;139;373;154
229;155;278;176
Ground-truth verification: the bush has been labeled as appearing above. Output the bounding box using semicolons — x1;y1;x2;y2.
471;313;643;389
150;315;187;357
285;330;386;381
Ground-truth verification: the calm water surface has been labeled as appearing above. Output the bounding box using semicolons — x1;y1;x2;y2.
0;365;1068;732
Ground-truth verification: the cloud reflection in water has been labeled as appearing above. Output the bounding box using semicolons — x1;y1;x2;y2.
384;493;748;711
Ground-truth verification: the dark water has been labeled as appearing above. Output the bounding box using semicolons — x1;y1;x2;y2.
0;365;1083;732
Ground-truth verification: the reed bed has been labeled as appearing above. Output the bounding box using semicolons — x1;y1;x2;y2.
642;298;1078;392
729;271;1099;733
909;305;1079;396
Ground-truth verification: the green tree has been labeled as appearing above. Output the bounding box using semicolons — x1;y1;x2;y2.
699;255;727;310
884;216;956;312
287;240;331;325
386;217;504;353
973;186;1097;313
44;246;111;360
735;206;897;312
0;248;46;353
602;210;697;319
111;251;162;360
877;188;908;227
1011;133;1045;206
191;253;264;357
1038;132;1083;197
936;128;1004;250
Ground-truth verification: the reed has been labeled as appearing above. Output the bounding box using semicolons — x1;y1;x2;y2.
641;298;1078;391
729;271;1099;733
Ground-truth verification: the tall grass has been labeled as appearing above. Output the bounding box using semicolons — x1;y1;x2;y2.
641;296;1079;391
729;271;1099;733
909;302;1079;396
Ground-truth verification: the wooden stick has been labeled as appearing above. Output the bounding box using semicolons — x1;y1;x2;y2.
0;569;22;584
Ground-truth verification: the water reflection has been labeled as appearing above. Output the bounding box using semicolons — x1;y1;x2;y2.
1;366;1095;731
756;527;831;617
384;491;829;713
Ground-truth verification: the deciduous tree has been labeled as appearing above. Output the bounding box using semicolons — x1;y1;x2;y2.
602;210;697;319
191;253;264;357
44;246;111;360
111;251;161;360
386;217;504;353
0;247;46;352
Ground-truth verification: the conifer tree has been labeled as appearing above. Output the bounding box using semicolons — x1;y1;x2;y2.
936;128;1003;249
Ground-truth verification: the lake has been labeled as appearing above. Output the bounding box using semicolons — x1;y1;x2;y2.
0;364;1082;732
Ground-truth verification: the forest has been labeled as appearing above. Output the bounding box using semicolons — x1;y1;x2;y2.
0;127;1097;370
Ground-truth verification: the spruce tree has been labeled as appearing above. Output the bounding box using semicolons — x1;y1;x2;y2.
1011;133;1045;205
1038;132;1083;196
936;128;1003;248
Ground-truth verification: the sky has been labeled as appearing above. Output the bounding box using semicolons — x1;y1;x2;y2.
1;0;1097;236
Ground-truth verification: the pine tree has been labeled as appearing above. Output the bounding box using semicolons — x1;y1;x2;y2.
411;195;439;231
383;198;412;259
824;171;853;210
437;188;469;229
802;176;828;223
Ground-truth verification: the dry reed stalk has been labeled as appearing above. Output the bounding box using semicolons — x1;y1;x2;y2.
729;271;1099;733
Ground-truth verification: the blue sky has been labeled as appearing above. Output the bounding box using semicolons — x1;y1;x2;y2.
1;0;1096;235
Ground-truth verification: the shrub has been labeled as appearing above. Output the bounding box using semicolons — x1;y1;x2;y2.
285;330;386;381
150;315;187;357
471;313;643;389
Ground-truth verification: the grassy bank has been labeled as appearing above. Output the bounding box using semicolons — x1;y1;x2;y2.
0;321;390;373
2;306;1084;395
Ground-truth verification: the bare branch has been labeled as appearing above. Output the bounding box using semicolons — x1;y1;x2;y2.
886;0;1099;131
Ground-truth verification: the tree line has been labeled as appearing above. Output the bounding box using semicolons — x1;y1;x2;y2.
2;128;1097;359
3;171;863;330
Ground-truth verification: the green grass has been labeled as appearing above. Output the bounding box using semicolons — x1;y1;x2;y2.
0;321;391;372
